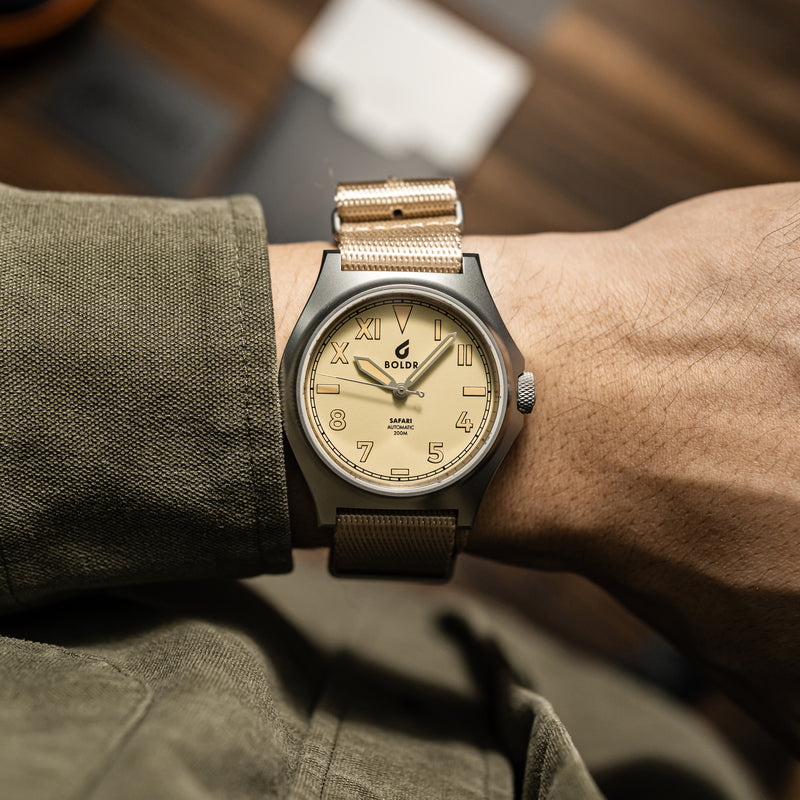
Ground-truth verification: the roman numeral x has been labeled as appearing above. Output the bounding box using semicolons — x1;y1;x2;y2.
330;341;349;364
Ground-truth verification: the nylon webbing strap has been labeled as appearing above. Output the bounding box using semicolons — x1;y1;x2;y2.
330;178;464;577
332;512;459;579
334;178;462;272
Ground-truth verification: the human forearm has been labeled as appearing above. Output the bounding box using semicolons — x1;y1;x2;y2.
473;185;800;751
272;185;800;749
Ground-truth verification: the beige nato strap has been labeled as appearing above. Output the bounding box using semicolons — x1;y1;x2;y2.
331;178;463;579
334;177;463;273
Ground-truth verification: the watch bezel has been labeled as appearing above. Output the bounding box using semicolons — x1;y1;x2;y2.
295;285;508;497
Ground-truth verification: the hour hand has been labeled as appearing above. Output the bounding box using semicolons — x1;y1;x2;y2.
354;356;397;387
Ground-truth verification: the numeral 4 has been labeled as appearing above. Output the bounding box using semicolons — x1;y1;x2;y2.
455;411;473;433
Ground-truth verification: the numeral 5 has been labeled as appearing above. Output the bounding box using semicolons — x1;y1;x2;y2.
427;442;444;463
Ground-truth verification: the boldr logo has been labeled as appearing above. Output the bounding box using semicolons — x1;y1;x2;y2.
394;339;410;359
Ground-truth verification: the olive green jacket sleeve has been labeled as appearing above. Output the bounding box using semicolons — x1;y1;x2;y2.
0;183;292;610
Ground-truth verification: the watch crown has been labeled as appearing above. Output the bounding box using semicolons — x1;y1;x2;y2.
516;371;536;414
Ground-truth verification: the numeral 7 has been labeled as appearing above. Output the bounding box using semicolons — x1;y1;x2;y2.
356;440;374;462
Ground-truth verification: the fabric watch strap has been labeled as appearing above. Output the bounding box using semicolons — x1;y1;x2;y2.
334;178;463;273
330;178;462;579
334;512;459;578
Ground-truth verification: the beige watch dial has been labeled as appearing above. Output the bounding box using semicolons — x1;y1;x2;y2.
298;288;505;495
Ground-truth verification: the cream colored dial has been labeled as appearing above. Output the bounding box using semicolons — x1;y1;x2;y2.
298;288;505;495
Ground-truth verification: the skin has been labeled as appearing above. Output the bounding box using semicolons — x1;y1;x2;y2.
270;183;800;753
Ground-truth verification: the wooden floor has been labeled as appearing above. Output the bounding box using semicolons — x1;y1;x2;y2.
1;0;799;794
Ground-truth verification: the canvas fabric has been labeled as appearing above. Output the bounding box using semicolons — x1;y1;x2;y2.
0;182;291;612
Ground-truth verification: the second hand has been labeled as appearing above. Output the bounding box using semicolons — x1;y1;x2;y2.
319;373;424;397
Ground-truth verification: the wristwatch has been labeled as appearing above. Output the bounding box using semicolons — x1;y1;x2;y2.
280;178;534;579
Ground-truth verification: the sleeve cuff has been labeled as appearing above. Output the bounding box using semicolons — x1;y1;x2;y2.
0;184;292;611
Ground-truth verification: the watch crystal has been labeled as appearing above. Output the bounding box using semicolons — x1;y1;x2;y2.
299;289;505;494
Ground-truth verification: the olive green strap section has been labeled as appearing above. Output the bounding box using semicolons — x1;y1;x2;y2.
332;512;459;579
334;178;462;273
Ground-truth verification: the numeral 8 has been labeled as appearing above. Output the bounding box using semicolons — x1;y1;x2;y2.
329;408;347;431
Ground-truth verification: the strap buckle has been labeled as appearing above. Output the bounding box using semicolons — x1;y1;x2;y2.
454;199;464;228
331;208;343;241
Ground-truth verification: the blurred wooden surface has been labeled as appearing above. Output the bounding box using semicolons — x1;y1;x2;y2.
2;0;799;227
461;0;800;233
1;0;798;794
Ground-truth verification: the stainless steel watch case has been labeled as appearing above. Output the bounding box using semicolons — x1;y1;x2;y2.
280;250;527;531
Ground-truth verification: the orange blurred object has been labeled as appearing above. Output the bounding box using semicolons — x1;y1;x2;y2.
0;0;100;51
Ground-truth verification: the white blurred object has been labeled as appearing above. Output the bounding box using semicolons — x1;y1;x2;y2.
292;0;532;173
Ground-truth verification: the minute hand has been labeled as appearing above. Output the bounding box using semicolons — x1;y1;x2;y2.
404;332;457;389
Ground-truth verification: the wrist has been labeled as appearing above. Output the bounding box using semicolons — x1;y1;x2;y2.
270;241;330;364
464;231;630;569
270;232;633;560
269;241;332;549
467;184;800;587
